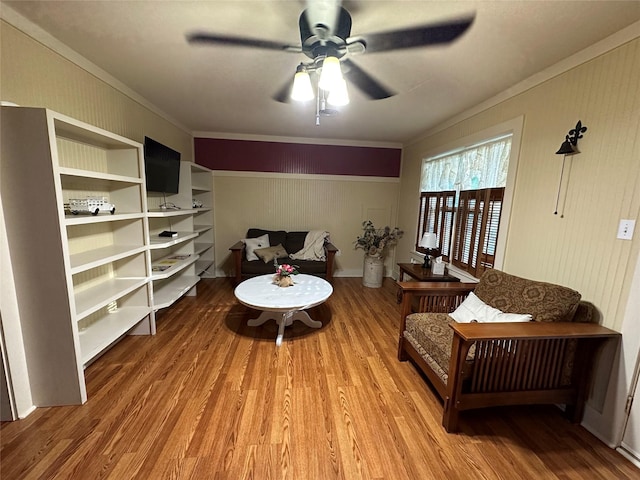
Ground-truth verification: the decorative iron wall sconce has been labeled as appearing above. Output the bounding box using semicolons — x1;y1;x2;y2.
554;120;588;216
556;120;587;155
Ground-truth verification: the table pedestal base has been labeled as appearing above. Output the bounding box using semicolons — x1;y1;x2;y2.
248;310;322;346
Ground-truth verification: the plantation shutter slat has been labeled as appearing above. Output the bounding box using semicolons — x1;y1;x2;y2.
452;187;504;277
416;190;455;261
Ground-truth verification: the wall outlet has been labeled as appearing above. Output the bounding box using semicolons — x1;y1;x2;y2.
617;219;636;240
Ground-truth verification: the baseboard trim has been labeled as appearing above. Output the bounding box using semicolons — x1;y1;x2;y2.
616;447;640;468
18;404;37;419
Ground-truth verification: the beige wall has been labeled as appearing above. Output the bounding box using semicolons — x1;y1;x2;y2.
1;21;192;159
398;38;640;332
213;172;400;277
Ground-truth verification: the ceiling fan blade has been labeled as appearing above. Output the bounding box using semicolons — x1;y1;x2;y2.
273;79;293;103
342;59;394;100
348;15;474;53
187;32;302;53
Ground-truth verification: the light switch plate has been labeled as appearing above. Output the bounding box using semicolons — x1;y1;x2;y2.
617;219;636;240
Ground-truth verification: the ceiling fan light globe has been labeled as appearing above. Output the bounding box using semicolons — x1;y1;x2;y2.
291;70;314;102
327;78;349;106
318;56;343;91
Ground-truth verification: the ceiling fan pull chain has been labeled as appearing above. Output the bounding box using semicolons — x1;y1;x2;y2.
316;87;321;125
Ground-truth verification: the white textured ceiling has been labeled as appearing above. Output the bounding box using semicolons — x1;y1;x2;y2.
4;1;640;144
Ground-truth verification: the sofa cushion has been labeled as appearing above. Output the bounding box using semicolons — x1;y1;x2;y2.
295;259;327;274
246;229;287;249
241;257;327;275
474;270;581;323
404;313;475;385
285;231;308;255
254;244;289;263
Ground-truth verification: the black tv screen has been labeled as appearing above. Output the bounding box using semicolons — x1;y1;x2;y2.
144;136;181;194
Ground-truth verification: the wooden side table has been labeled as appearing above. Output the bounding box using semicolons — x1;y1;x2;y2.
396;263;460;303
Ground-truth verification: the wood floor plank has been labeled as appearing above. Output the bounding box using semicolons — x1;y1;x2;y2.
2;277;638;479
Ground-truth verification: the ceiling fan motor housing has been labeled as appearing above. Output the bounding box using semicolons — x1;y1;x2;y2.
299;7;353;60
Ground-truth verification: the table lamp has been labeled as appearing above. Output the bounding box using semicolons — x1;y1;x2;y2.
419;232;439;269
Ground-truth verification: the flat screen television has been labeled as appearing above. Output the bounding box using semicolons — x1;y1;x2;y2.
143;136;181;194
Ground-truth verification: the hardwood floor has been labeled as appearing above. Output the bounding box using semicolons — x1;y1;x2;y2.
1;278;638;479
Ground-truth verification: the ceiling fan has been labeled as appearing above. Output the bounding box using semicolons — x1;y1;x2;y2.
187;1;474;112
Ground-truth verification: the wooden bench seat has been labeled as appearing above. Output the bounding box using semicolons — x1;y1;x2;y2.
397;271;620;432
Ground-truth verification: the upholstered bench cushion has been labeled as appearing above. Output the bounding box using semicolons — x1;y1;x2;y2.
404;313;475;385
474;270;581;323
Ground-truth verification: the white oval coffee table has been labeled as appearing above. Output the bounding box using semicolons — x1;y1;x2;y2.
234;274;333;346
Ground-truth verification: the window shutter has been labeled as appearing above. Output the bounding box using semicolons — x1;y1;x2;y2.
452;187;504;277
416;190;455;260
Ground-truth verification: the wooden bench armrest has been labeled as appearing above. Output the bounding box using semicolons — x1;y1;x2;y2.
325;242;339;253
230;241;245;284
324;242;338;282
450;321;620;341
230;241;244;252
397;281;477;295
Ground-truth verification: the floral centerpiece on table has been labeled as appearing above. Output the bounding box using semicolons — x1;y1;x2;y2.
354;220;404;258
273;263;299;287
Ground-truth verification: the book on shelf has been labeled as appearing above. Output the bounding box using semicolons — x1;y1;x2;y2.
168;254;191;260
152;254;191;272
156;259;178;266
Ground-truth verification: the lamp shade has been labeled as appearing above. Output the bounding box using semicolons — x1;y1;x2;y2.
291;66;314;102
319;56;343;91
419;232;438;249
327;78;349;106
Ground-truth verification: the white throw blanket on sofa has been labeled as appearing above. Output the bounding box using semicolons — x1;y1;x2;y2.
290;230;329;261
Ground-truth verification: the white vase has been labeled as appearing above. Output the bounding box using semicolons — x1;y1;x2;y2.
363;254;384;288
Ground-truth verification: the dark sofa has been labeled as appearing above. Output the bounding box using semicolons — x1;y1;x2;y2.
229;228;338;284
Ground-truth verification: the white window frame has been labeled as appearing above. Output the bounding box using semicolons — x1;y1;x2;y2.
413;116;524;279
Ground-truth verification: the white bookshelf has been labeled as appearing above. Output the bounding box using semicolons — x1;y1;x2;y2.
146;162;203;309
190;164;215;278
1;106;154;406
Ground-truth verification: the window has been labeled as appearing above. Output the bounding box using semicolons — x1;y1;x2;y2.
417;133;512;277
451;187;504;277
416;190;455;261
